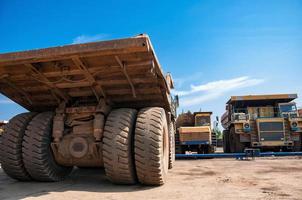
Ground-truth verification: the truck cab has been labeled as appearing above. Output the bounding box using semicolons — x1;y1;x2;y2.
221;94;302;152
195;113;211;126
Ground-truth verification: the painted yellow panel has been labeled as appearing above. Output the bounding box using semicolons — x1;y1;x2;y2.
179;126;210;133
179;126;211;142
260;141;287;146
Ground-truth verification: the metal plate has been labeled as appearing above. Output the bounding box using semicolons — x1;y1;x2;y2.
0;35;171;112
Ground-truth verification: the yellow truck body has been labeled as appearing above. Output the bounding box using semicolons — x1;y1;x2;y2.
221;94;302;153
178;126;211;143
175;112;215;154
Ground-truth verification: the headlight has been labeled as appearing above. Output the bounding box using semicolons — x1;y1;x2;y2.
234;113;247;120
238;115;246;120
291;122;298;127
244;123;250;129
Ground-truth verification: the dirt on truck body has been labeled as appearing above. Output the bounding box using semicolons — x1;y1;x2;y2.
221;94;302;153
0;34;178;185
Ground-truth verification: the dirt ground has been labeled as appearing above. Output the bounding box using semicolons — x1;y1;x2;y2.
0;157;302;200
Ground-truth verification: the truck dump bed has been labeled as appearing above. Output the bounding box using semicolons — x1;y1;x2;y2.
227;94;297;105
0;34;172;112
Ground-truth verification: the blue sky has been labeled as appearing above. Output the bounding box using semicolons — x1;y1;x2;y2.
0;0;302;123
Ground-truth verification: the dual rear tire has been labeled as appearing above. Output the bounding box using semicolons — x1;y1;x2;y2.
102;108;137;184
0;112;72;182
0;113;36;181
102;107;171;185
0;107;171;186
23;112;72;181
134;107;169;185
223;130;230;153
229;127;245;153
223;128;245;153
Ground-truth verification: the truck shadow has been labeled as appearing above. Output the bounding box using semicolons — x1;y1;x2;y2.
0;168;154;200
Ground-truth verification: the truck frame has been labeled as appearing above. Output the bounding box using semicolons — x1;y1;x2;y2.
221;94;302;153
0;34;178;185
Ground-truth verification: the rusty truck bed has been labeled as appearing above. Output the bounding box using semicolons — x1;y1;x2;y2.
0;34;172;112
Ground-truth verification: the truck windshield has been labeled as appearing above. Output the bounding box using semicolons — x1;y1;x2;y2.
195;116;210;126
279;104;297;113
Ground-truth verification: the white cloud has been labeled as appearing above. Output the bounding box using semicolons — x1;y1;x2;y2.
173;76;264;107
72;34;108;44
173;72;203;88
295;97;302;109
0;99;14;104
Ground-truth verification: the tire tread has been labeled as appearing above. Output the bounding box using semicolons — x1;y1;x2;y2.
22;112;72;182
135;107;168;185
0;112;36;181
103;108;137;184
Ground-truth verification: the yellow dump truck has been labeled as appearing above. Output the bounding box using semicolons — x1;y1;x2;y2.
175;112;216;154
221;94;302;152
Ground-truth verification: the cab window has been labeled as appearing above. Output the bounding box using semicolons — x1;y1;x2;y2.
195;116;210;126
279;103;297;113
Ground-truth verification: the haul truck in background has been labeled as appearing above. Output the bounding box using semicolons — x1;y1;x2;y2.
175;111;216;154
0;34;179;186
0;121;7;137
221;94;302;153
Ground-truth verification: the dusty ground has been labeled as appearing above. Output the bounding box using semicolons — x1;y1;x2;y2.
0;157;302;200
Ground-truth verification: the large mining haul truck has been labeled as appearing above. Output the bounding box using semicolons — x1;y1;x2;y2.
221;94;302;153
175;111;216;154
0;34;178;186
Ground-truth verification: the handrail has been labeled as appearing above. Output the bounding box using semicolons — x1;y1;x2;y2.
176;151;302;159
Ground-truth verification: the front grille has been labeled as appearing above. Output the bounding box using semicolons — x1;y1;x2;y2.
259;122;283;131
260;131;284;141
259;122;284;141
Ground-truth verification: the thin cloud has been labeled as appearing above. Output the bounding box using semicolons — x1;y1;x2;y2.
295;97;302;109
173;76;264;107
174;72;203;88
72;34;108;44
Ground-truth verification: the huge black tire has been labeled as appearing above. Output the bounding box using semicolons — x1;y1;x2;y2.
102;108;137;184
135;107;169;185
0;113;36;181
223;130;230;153
293;133;302;152
22;112;72;181
229;128;236;153
229;127;245;153
223;131;226;152
168;121;175;169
